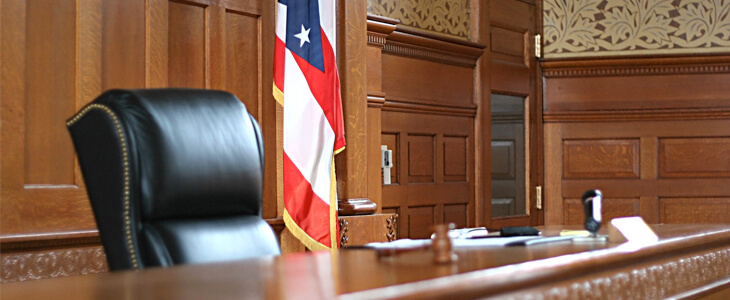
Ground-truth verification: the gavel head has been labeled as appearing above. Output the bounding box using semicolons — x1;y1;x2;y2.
582;189;603;235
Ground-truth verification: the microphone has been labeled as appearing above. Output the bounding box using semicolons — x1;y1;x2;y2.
582;189;602;236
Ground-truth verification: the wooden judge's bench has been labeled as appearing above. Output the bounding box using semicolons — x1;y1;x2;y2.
3;224;730;299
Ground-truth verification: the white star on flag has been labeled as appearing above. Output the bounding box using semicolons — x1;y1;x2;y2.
294;25;310;47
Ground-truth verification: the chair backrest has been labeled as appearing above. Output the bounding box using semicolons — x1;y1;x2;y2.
67;89;280;271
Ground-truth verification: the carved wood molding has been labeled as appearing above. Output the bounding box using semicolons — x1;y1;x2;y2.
383;96;477;117
383;27;484;67
497;247;730;299
543;108;730;123
386;214;398;242
339;218;349;247
1;246;108;283
367;15;398;48
544;64;730;78
542;55;730;78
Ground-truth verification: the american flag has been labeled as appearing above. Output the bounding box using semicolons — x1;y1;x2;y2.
273;0;345;250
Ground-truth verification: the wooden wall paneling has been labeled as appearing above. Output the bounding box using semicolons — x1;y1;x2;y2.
147;0;168;87
660;137;730;178
1;0;281;281
335;0;370;206
224;8;261;118
660;198;730;224
544;123;564;225
543;117;730;225
562;197;639;225
443;135;468;182
408;134;435;183
542;57;730;113
259;0;277;219
375;21;483;237
475;0;491;226
1;0;97;238
443;204;468;229
168;1;205;89
381;55;474;107
408;206;435;239
367;16;397;213
102;0;146;90
562;139;640;179
382;110;474;238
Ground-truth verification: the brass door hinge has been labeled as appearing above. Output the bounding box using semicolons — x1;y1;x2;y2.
536;186;543;210
534;34;541;58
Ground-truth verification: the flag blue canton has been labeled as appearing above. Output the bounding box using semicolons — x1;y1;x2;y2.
283;0;325;72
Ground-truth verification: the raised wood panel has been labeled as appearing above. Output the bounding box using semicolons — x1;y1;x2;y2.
563;139;640;179
491;26;524;59
489;0;532;95
444;204;467;228
408;206;435;239
102;0;145;89
544;73;730;112
168;1;205;89
381;54;473;107
443;136;467;181
492;141;515;180
660;198;730;224
225;10;260;118
1;0;96;236
563;198;639;225
25;0;77;185
490;0;533;29
408;135;435;182
660;138;730;178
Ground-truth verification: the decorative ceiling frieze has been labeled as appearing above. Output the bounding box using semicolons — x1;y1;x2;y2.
367;0;470;39
543;0;730;58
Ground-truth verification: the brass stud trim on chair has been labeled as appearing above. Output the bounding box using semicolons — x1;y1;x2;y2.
68;104;139;269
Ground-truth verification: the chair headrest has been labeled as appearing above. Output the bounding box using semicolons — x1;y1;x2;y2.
96;89;264;220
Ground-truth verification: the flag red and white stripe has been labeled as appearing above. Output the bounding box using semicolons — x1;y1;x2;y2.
273;0;345;250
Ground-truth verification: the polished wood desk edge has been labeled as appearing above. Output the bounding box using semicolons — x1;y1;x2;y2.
341;225;730;300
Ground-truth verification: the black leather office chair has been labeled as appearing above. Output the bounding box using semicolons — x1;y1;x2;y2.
67;89;280;271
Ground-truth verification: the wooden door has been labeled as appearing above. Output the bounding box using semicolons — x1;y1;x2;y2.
486;0;542;227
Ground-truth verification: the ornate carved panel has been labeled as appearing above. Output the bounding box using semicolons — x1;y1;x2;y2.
497;247;730;299
660;138;730;178
563;198;640;225
563;139;640;179
367;0;470;39
1;246;108;283
660;198;730;223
